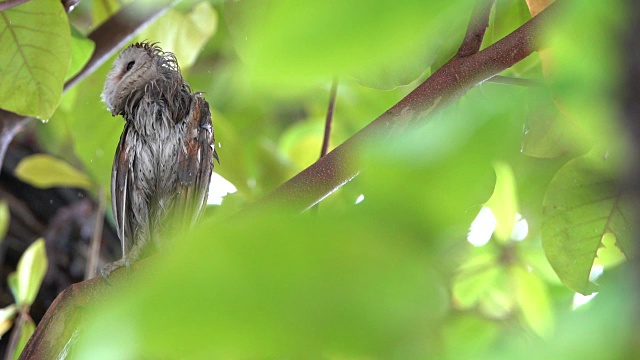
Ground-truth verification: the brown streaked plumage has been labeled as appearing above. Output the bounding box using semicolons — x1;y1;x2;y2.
101;42;217;277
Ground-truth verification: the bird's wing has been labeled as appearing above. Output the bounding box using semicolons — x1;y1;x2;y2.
176;94;216;227
111;123;134;258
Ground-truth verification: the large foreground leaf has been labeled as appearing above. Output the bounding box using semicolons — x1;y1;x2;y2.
0;0;71;119
542;152;632;294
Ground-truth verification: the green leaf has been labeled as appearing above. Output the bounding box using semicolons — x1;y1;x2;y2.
512;265;553;337
542;152;632;294
0;200;9;243
14;154;92;190
225;0;473;89
66;27;95;82
485;162;518;242
11;239;48;307
140;2;217;69
75;213;444;358
0;305;18;339
13;317;35;360
0;0;72;120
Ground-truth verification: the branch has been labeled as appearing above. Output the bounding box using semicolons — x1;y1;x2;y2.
0;1;175;170
256;2;556;212
0;0;29;12
457;0;495;57
19;3;558;357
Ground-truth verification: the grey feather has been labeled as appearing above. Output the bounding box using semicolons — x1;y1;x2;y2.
101;42;217;276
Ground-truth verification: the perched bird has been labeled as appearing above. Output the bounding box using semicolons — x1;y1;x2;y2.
101;42;217;276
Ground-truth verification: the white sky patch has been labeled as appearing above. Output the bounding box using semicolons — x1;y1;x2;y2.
468;208;529;246
572;265;604;310
573;292;598;310
355;194;365;204
207;172;237;205
467;206;496;247
510;213;529;241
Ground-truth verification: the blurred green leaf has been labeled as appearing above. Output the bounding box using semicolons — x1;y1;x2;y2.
66;27;95;82
443;315;500;359
225;0;473;89
140;2;217;69
512;265;553;337
0;305;17;339
0;0;71;120
14;154;92;190
0;200;9;243
12;317;35;360
10;239;48;307
542;151;631;294
75;212;444;358
91;0;120;27
486;162;518;242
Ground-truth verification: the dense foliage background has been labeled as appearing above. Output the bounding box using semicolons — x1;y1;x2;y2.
0;0;637;358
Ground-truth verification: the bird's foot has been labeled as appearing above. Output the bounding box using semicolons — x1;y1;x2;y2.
101;257;132;283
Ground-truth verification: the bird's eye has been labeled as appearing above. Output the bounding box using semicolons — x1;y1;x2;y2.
126;61;135;72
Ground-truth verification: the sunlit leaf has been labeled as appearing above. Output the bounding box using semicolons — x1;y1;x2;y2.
512;265;553;337
225;0;473;89
11;239;48;307
140;2;217;69
594;233;626;268
0;305;17;339
0;0;71;120
0;200;9;243
525;0;554;16
485;162;518;242
542;152;632;294
14;154;92;190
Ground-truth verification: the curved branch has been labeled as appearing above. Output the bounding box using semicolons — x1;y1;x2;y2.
256;2;557;212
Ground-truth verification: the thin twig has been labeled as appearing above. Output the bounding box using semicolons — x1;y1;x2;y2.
0;0;29;12
456;0;495;57
4;307;28;360
320;78;339;158
85;188;105;280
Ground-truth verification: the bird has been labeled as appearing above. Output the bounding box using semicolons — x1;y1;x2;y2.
101;42;217;277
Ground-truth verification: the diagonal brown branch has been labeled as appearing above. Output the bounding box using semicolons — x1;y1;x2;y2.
20;3;559;357
256;2;557;213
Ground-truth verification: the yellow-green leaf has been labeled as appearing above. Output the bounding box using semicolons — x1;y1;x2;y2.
0;305;17;339
512;265;553;337
0;200;9;243
140;2;217;69
486;162;518;242
13;239;48;307
14;154;92;190
0;0;72;120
